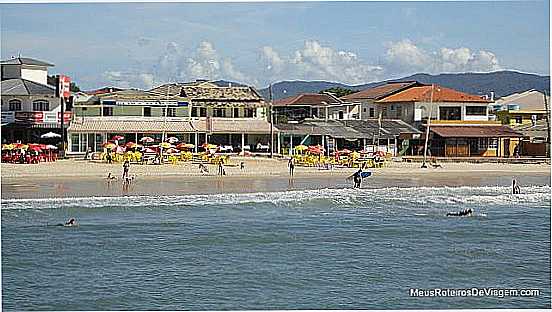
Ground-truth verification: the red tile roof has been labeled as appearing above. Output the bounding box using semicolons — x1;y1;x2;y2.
273;93;341;106
430;125;522;138
377;85;490;103
340;81;420;101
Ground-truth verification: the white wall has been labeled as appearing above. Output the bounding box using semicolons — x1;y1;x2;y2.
21;67;48;85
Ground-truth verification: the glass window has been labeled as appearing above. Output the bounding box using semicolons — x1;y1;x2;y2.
103;107;113;116
214;108;226;117
191;107;198;117
338;111;344;119
369;108;375;118
245;108;255;118
439;106;461;120
80;133;87;153
167;108;176;117
33;100;49;111
466;106;487;116
95;134;103;152
489;139;498;149
514;116;522;124
200;107;207;117
143;107;151;117
71;134;79;153
8;99;22;111
233;107;240;118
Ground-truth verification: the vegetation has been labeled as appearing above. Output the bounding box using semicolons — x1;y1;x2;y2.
319;87;355;97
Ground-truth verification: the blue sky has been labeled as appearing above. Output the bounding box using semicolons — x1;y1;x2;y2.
1;1;549;90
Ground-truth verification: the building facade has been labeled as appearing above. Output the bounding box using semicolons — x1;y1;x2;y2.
68;81;274;154
1;57;70;143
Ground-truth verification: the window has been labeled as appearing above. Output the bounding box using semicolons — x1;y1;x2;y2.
363;108;366;113
233;107;240;118
82;107;88;111
439;106;461;120
214;108;226;117
103;107;113;116
200;107;207;117
191;107;198;117
71;134;79;152
245;108;255;118
369;108;375;118
514;116;522;124
338;111;344;120
163;107;176;117
32;100;49;111
143;107;151;117
8;99;21;111
466;106;487;116
489;138;498;149
382;107;387;118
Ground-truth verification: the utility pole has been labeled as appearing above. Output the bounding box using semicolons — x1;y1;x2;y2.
421;84;435;168
544;90;550;158
269;83;274;158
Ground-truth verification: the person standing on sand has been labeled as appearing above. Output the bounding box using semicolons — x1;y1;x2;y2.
353;168;362;188
122;160;130;180
218;159;225;176
288;158;295;176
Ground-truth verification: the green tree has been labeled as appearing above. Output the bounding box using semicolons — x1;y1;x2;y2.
70;82;81;92
319;87;355;98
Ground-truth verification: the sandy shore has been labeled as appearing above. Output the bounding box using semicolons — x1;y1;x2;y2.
1;157;550;199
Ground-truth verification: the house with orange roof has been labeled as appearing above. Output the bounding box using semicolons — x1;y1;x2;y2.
345;82;524;157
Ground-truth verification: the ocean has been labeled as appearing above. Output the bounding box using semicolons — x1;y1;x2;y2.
2;185;550;310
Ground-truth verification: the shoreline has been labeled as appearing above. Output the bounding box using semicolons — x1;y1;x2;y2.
1;158;550;199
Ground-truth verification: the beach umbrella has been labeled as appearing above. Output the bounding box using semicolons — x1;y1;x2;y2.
103;142;116;149
125;141;137;148
41;132;61;139
338;149;352;154
201;143;217;149
307;145;322;155
114;146;125;153
176;143;195;150
295;145;308;151
159;142;173;149
45;145;58;150
144;147;157;153
29;146;42;152
140;136;155;143
111;135;124;141
2;144;14;150
165;148;178;154
167;137;179;143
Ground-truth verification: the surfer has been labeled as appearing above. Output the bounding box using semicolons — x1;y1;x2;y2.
64;218;77;227
446;208;473;217
353;168;362;188
512;178;521;194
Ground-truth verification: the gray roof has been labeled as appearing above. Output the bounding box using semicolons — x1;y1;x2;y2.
511;120;549;139
275;119;421;139
0;57;54;67
1;79;55;95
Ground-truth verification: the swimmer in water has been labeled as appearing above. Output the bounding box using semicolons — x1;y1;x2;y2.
446;208;473;217
64;218;77;227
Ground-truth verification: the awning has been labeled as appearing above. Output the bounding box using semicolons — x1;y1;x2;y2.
430;125;523;138
69;119;197;133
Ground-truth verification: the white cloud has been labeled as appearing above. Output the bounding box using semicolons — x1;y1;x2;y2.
261;40;383;85
103;71;155;89
384;39;501;75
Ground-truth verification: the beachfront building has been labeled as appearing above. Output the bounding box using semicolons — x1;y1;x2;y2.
273;93;360;122
342;81;526;157
68;80;273;154
491;89;551;156
1;57;71;143
271;92;421;156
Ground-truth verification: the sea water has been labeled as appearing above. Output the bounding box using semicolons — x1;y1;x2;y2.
2;185;550;310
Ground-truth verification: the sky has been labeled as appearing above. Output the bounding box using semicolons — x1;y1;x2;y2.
1;1;550;90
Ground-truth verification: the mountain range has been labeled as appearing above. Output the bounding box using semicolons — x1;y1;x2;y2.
252;71;550;101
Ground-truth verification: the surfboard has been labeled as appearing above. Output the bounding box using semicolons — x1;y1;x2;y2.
361;171;372;178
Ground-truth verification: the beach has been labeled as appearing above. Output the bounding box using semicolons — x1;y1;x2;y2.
2;158;550;199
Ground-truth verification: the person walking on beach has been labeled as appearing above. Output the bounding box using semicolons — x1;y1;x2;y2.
106;152;112;164
288;158;295;176
122;160;130;180
512;178;521;194
218;159;225;176
353;168;362;188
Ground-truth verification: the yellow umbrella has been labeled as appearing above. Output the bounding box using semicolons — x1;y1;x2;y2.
159;142;172;149
2;144;14;150
20;144;29;150
295;145;308;151
103;142;116;149
184;143;195;149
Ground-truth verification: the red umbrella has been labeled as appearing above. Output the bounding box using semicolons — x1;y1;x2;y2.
144;147;157;153
29;146;42;152
125;141;136;148
112;135;124;141
307;145;322;155
338;149;352;154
